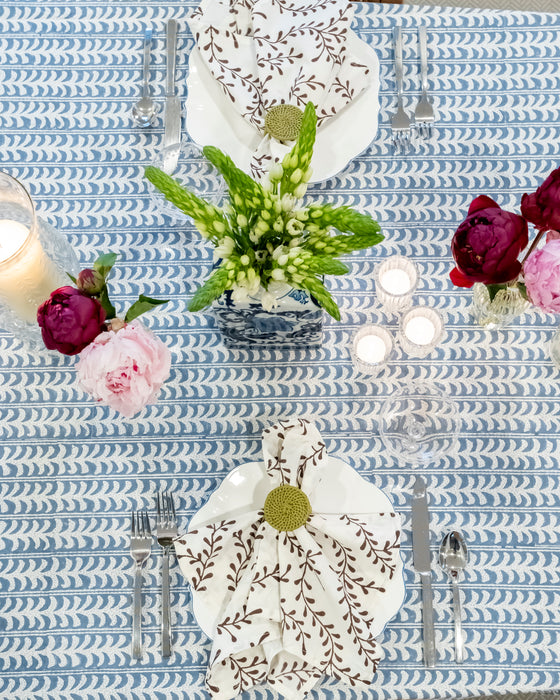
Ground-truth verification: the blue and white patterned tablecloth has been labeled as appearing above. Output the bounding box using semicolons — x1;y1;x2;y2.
1;1;560;698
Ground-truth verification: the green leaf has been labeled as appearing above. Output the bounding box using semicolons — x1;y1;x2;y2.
188;267;231;312
125;295;169;323
66;272;77;284
517;281;528;301
299;276;340;320
486;283;508;302
93;252;118;278
202;146;267;217
280;102;317;197
307;256;349;276
144;166;229;240
99;286;116;319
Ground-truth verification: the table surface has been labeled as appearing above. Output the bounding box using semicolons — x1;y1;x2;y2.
1;1;560;699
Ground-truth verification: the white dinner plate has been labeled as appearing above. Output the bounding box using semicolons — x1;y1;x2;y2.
188;456;405;640
185;31;380;183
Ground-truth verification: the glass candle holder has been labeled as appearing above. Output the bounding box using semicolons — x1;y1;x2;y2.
0;171;79;347
374;255;419;312
351;324;394;375
399;305;445;358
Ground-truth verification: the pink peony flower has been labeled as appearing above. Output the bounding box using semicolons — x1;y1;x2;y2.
523;240;560;313
76;320;171;418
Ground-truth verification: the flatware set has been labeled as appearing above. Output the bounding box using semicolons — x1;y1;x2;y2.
390;24;436;153
129;491;178;659
132;20;182;173
131;29;159;128
410;478;469;667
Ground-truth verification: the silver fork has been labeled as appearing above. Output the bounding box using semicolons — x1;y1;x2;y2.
391;25;414;154
130;509;152;659
415;25;435;139
156;490;178;657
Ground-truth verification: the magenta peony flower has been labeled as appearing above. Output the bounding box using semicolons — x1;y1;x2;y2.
76;320;171;418
523;240;560;313
37;286;107;355
520;167;560;233
450;195;529;288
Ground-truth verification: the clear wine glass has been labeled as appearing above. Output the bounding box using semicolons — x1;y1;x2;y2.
380;381;460;464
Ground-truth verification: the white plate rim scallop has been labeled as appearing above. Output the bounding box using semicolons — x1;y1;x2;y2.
185;30;380;183
187;456;405;640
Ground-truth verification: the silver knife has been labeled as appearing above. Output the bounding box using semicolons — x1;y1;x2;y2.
163;19;181;174
411;475;436;668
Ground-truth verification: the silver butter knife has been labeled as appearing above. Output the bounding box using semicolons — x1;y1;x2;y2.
163;19;181;174
411;475;436;667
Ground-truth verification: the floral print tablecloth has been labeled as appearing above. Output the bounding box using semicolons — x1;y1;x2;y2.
0;1;559;699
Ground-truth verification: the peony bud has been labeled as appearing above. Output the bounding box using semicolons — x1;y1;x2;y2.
76;268;105;295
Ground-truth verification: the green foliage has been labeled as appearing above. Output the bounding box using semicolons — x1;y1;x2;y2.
486;283;508;302
144;102;384;320
125;295;170;323
188;267;231;312
93;252;118;278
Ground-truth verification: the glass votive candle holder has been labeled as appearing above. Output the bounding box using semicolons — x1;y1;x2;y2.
0;171;79;347
351;324;394;375
374;255;419;312
399;305;445;358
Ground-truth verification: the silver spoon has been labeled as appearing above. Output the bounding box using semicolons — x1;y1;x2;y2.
132;29;159;127
439;531;468;663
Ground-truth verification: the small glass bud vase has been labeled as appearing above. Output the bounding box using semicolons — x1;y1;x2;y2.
471;282;530;329
0;171;79;348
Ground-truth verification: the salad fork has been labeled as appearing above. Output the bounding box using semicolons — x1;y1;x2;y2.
415;25;435;139
391;25;414;154
157;490;178;657
130;509;152;659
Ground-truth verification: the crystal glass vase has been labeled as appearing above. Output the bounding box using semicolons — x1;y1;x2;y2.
0;172;79;348
471;282;530;329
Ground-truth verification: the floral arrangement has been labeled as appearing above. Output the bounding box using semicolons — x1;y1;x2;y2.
37;253;171;418
145;102;383;320
450;166;560;311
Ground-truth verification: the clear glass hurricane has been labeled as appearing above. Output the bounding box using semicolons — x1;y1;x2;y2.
380;381;460;465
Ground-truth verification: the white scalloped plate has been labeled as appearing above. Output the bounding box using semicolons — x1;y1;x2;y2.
185;31;380;183
187;456;405;639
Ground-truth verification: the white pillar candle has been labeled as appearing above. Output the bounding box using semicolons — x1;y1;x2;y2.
355;333;388;364
0;219;61;322
403;316;436;346
379;268;413;296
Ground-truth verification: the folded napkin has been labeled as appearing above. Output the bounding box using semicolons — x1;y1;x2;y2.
188;0;372;177
175;419;402;700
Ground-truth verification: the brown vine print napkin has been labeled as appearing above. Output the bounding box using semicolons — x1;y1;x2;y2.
188;0;372;176
174;419;402;700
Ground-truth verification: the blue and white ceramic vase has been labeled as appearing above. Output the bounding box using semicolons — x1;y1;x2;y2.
212;285;323;348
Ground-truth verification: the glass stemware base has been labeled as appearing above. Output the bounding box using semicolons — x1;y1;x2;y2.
380;381;460;465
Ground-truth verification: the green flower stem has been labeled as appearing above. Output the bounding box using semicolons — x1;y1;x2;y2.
144;165;230;242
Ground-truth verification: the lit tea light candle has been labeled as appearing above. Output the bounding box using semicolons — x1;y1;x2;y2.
356;333;388;364
399;306;444;358
403;315;436;346
374;255;419;312
351;325;393;374
379;268;414;296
